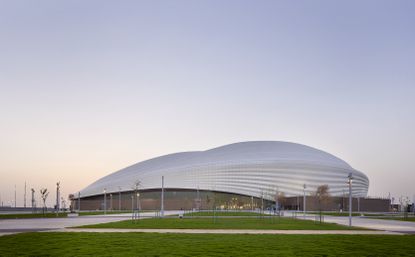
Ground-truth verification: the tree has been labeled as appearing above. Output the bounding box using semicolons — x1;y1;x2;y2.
131;180;141;221
40;188;49;215
314;185;331;223
131;180;141;210
277;191;286;210
206;195;211;209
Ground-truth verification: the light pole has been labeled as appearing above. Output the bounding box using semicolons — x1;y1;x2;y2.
161;176;164;217
348;173;353;227
78;192;81;212
275;186;279;215
251;196;254;211
61;197;66;210
342;189;345;211
297;195;299;212
118;187;122;211
136;193;140;211
103;188;107;215
196;186;200;210
31;188;35;213
110;194;113;211
137;193;141;218
56;182;60;216
131;195;134;211
24;181;27;208
303;184;306;219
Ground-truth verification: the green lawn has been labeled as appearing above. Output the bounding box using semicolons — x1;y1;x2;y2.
79;211;132;216
0;232;414;256
309;212;362;217
79;217;363;230
0;213;67;219
184;211;270;216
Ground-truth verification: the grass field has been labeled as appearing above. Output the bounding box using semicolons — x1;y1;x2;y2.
0;232;414;256
183;211;270;216
79;217;363;230
78;211;132;216
309;212;362;217
0;213;67;219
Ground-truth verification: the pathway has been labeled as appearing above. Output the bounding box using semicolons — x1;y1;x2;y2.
298;213;415;233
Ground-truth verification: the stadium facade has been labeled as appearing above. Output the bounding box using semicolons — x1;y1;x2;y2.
71;141;371;211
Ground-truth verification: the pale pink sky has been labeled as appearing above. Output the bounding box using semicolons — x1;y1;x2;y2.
1;1;414;207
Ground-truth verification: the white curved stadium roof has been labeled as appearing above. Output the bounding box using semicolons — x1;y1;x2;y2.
78;141;369;200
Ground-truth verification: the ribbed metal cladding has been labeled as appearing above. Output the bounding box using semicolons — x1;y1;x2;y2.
77;141;369;200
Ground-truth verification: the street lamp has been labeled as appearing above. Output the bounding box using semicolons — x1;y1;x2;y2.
137;193;141;219
110;194;113;211
251;196;254;211
348;173;354;227
56;182;60;216
161;176;164;217
275;186;279;215
78;192;81;212
118;186;122;211
303;184;307;219
103;188;107;215
137;193;140;211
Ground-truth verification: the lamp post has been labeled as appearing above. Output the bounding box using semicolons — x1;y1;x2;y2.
275;186;279;215
196;186;200;210
118;187;122;211
136;193;140;211
24;181;27;208
161;176;164;217
103;188;107;215
342;189;345;211
134;193;141;219
251;196;254;211
110;194;113;211
348;173;353;227
297;195;299;212
56;182;60;216
303;184;306;219
78;192;81;212
131;195;134;211
31;188;35;213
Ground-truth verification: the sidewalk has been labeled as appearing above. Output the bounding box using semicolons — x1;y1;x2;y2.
297;214;415;233
0;210;181;236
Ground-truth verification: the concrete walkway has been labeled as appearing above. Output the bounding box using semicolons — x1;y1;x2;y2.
0;216;128;237
52;228;403;235
298;214;415;233
0;211;181;237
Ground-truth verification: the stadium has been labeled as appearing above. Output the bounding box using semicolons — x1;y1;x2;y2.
71;141;372;211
